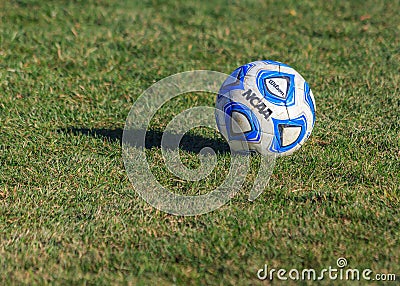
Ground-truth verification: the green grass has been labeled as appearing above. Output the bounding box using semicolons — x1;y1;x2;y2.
1;0;399;285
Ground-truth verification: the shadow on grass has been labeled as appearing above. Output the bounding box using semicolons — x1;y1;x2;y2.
61;127;231;154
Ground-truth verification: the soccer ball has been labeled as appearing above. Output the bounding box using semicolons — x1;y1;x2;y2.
215;60;316;156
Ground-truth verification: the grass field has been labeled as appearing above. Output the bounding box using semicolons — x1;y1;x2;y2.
1;0;399;284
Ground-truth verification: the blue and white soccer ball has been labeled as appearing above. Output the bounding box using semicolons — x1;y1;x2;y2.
215;60;316;156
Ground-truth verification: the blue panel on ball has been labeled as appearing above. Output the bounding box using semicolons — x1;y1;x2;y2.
256;70;296;107
224;102;261;142
262;60;291;68
240;62;256;77
218;63;256;96
304;82;316;128
269;115;307;153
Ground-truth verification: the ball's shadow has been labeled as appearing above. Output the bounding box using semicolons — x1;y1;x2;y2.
61;127;231;154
